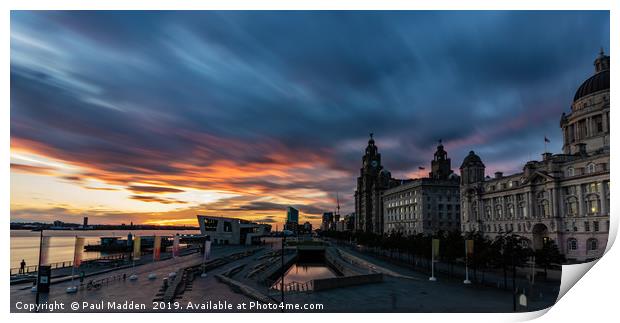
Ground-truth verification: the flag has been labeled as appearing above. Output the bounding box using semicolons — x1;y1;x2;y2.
73;237;85;268
203;240;212;262
432;239;440;258
172;235;180;258
133;236;141;261
466;239;474;255
153;236;161;261
544;137;550;143
39;236;51;266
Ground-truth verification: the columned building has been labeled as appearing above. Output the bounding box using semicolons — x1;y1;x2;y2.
460;51;610;263
383;142;461;235
354;134;400;234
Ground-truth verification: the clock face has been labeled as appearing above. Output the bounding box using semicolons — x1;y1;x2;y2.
371;160;378;167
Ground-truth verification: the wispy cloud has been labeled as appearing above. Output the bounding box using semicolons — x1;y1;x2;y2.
10;11;609;225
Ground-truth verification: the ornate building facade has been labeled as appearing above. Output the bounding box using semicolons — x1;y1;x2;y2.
354;134;400;234
383;142;461;235
460;51;610;263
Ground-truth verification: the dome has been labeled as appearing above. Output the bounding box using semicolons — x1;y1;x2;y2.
460;151;485;169
573;69;609;102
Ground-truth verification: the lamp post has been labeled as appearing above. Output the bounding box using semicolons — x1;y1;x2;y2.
464;240;471;284
281;233;285;304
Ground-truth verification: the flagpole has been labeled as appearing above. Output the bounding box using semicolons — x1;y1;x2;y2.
66;236;79;293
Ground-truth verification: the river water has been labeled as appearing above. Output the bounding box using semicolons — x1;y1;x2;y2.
10;229;199;269
272;263;338;289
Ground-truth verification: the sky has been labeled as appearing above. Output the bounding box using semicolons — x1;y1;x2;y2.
10;11;609;227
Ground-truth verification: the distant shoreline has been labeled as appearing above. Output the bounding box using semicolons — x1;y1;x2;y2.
10;223;200;231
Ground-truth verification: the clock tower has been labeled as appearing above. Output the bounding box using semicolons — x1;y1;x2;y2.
362;133;382;175
354;133;394;234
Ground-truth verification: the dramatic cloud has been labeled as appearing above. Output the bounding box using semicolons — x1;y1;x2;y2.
10;163;55;175
129;195;188;204
127;185;185;194
10;11;609;225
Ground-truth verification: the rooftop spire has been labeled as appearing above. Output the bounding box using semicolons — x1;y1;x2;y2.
336;193;340;215
594;47;610;73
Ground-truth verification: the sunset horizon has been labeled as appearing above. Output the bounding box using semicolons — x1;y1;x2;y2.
10;11;609;228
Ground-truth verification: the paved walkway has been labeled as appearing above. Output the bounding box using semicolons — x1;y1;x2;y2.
11;242;559;313
10;245;250;313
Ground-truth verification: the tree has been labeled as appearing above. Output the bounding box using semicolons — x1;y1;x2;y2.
534;239;565;278
442;230;463;277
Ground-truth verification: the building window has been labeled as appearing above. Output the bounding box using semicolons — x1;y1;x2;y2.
507;204;514;219
566;197;578;216
584;222;590;232
594;115;603;133
517;203;526;219
204;218;218;231
587;196;600;215
566;167;574;177
538;200;550;217
567;238;578;251
585;183;600;193
223;221;232;232
594;221;599;232
587;163;596;174
587;238;598;251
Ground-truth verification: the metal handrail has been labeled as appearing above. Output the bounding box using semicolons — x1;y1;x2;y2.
10;254;127;276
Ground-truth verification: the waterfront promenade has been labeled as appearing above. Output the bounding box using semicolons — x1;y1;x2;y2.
10;240;559;313
10;245;253;313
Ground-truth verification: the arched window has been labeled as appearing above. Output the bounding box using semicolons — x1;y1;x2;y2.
587;238;598;251
567;238;578;252
566;197;579;216
587;163;596;174
566;167;575;177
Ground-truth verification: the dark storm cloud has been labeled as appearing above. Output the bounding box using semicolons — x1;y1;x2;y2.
11;11;609;213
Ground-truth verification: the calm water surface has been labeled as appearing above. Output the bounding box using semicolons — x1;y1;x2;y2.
10;229;199;269
273;263;337;289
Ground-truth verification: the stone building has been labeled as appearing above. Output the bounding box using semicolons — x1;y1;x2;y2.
383;142;461;235
459;51;610;263
354;134;401;234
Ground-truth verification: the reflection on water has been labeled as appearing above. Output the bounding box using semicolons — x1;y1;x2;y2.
10;229;199;269
272;263;337;289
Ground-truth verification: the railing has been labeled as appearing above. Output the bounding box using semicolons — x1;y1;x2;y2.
10;254;128;276
273;280;313;294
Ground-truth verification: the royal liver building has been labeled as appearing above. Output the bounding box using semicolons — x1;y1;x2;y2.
460;50;610;263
